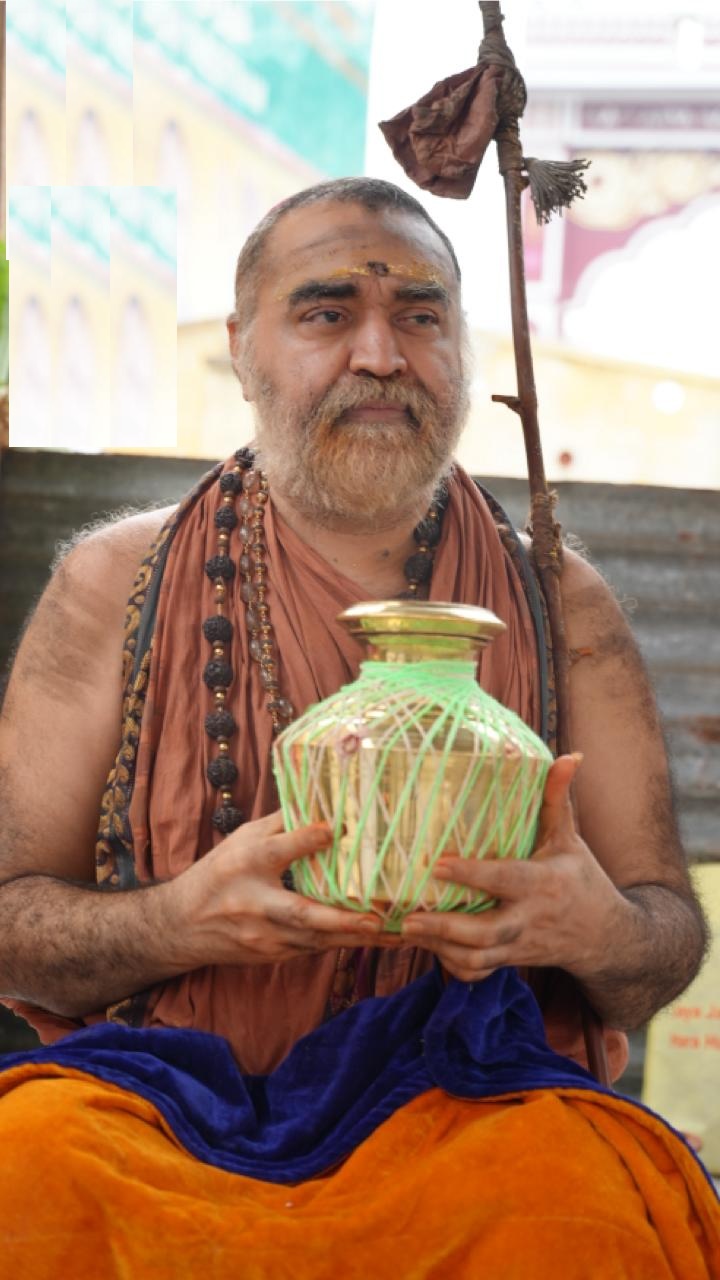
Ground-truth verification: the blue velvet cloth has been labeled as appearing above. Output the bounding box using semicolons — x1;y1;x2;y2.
0;968;616;1183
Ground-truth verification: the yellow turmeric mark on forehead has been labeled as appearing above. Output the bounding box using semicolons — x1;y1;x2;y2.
329;260;444;281
276;259;445;302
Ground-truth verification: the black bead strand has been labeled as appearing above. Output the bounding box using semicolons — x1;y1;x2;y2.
219;471;243;495
203;658;233;689
212;806;244;834
214;506;238;531
403;551;434;584
205;555;235;582
207;756;239;788
205;709;237;739
202;616;234;644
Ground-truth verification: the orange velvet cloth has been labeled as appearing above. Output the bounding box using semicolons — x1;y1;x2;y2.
1;1066;718;1278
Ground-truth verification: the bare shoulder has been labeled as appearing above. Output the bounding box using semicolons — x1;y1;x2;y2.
5;505;176;707
0;504;177;882
559;544;618;615
518;536;688;888
559;547;651;700
553;548;687;892
519;533;635;652
58;503;177;598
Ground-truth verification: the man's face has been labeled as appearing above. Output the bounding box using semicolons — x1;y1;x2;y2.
233;201;469;529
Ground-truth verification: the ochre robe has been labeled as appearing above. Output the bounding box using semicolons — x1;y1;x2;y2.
5;462;543;1072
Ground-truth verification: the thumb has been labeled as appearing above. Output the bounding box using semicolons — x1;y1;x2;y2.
534;753;582;849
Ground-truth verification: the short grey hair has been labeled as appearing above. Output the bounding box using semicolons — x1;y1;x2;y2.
229;177;462;335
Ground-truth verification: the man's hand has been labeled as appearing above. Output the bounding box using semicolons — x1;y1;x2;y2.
0;809;397;1020
398;756;628;985
169;811;397;970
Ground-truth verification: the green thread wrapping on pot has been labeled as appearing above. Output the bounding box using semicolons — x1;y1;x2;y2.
273;660;553;930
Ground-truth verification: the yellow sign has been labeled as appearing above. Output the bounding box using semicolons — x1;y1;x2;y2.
643;864;720;1175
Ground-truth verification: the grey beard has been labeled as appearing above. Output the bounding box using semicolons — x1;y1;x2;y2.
251;378;468;532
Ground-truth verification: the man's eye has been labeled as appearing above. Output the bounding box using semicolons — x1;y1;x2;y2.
405;312;439;327
304;309;344;324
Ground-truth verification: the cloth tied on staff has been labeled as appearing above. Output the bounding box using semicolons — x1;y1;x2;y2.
380;4;589;220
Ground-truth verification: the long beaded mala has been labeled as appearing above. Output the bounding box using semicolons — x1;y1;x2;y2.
202;447;447;838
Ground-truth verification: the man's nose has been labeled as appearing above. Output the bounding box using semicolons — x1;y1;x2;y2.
347;316;408;378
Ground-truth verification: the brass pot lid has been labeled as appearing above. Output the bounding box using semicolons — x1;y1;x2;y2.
338;600;506;644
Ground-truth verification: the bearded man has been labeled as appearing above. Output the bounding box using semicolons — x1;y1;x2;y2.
0;179;717;1277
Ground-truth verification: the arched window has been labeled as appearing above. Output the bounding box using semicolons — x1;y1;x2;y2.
72;110;110;186
158;121;191;219
57;296;100;451
112;296;153;447
12;296;52;447
15;110;51;185
158;121;191;316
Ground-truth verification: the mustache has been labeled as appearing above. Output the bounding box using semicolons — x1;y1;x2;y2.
304;376;442;434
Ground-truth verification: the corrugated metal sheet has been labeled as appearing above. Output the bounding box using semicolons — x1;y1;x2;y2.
0;450;214;669
1;451;717;857
490;479;720;866
0;451;718;1075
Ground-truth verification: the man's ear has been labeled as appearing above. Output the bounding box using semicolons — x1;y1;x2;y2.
226;316;254;403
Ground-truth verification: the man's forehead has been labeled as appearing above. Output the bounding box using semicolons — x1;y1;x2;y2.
261;203;456;290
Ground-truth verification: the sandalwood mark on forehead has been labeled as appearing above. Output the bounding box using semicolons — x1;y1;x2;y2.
275;260;446;303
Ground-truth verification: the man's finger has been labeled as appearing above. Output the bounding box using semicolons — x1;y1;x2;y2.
401;902;523;947
248;809;286;837
264;888;384;938
533;754;581;848
259;822;335;871
423;941;503;984
427;851;542;901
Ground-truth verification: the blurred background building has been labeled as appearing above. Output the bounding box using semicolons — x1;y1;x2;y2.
367;0;720;487
4;0;719;484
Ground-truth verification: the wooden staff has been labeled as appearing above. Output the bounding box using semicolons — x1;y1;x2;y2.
477;3;609;1085
380;3;610;1085
476;2;571;755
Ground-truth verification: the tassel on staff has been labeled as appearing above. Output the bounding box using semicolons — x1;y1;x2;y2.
523;156;591;224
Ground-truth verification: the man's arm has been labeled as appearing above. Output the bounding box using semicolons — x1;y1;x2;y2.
0;516;387;1020
0;815;386;1017
0;509;183;1015
400;549;708;1030
558;546;707;1023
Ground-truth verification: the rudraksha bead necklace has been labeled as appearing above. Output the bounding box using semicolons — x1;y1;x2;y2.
202;447;447;836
